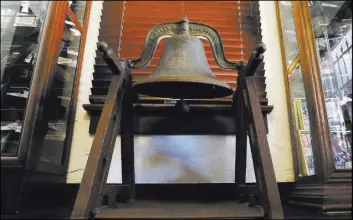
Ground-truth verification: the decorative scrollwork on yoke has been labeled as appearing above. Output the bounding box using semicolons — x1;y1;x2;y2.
130;16;240;70
188;23;239;70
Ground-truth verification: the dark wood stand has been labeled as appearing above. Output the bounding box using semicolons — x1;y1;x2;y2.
288;173;352;215
70;41;283;219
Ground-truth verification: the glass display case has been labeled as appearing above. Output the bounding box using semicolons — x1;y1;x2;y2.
277;1;299;66
1;2;91;216
1;1;91;178
276;0;352;213
39;14;82;165
288;63;316;176
308;1;352;170
1;1;49;157
277;1;318;178
276;0;352;183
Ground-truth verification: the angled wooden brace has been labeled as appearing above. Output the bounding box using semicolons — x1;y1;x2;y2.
234;44;284;219
71;42;133;219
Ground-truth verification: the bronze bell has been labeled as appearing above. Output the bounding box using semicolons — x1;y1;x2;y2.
132;36;234;99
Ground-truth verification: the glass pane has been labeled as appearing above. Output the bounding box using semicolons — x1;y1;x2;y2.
288;63;316;176
278;1;300;67
39;14;82;164
309;1;352;170
68;1;87;25
1;1;49;157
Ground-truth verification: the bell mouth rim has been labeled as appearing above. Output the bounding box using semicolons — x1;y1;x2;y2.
133;75;231;87
132;75;234;99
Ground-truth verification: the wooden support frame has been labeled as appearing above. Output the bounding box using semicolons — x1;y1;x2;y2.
71;43;133;219
245;76;283;219
234;45;284;219
71;13;283;218
71;42;283;219
120;87;136;202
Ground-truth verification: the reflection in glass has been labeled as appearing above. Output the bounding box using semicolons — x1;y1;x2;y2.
278;1;300;66
68;1;87;25
288;63;316;176
39;14;82;165
309;0;352;169
1;1;49;156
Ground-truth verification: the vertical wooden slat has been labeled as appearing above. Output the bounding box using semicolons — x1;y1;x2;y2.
120;76;136;202
234;91;249;191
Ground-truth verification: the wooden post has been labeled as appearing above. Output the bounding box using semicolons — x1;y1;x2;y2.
244;76;283;219
234;44;284;219
120;72;136;202
71;43;130;219
234;66;249;199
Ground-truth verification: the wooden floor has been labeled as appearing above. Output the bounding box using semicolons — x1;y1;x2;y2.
2;204;351;219
96;200;264;219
